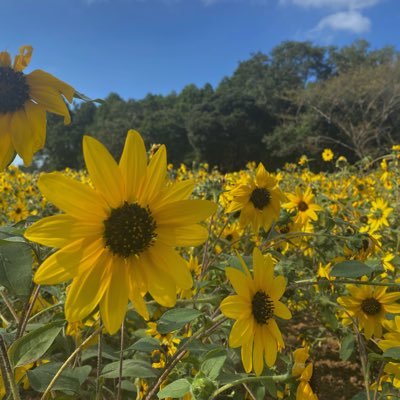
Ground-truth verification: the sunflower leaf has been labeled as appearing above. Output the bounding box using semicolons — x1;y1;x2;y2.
330;261;373;278
383;347;400;361
157;378;191;399
157;308;202;334
8;320;65;367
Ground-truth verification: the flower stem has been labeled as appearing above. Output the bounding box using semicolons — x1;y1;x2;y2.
0;335;21;400
117;321;125;400
40;326;103;400
210;373;292;399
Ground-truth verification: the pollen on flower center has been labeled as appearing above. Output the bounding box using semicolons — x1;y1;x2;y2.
252;290;274;324
298;200;309;212
0;67;30;114
250;188;271;210
361;298;382;315
103;202;157;258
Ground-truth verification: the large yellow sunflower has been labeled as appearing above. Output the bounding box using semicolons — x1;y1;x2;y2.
24;130;217;334
337;284;400;339
0;45;74;169
225;163;284;232
220;247;291;376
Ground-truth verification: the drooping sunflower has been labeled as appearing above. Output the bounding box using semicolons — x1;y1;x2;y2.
292;347;318;400
24;130;217;334
225;163;284;232
283;187;323;225
220;247;291;376
0;45;74;169
337;284;400;339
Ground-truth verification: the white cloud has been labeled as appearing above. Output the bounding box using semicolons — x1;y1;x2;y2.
315;10;371;33
281;0;381;9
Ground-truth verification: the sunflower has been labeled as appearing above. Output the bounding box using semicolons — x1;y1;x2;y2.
0;45;74;169
367;198;393;233
283;187;323;225
24;130;217;334
225;163;284;232
337;284;400;339
220;247;291;376
321;148;334;162
292;348;318;400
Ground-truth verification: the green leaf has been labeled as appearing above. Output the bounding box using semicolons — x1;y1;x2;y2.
8;320;65;367
330;261;373;278
127;337;160;353
339;334;355;361
157;379;191;399
0;241;33;297
101;359;158;379
201;349;226;381
27;363;91;394
74;91;104;104
157;308;202;334
383;347;400;361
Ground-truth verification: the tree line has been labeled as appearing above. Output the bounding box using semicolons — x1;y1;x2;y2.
35;39;400;172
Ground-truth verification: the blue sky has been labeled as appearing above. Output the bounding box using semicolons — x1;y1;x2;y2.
2;0;399;100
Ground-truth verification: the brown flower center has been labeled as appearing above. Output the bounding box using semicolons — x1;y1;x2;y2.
252;290;274;324
361;298;382;316
0;67;30;114
103;202;157;258
298;201;309;212
250;188;271;210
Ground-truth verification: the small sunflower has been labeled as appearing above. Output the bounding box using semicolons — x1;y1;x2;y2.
367;198;393;233
220;247;291;376
283;187;323;225
24;130;217;334
321;148;334;162
0;45;74;169
225;163;284;232
337;284;400;339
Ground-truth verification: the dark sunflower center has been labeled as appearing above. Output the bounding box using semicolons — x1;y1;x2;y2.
0;67;30;114
225;234;233;241
361;298;382;315
250;188;271;210
103;202;157;258
15;208;21;214
252;290;274;325
298;201;309;212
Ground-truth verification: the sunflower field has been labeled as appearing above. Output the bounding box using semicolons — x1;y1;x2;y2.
1;46;400;400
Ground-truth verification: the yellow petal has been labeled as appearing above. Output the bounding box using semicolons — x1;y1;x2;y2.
119;130;147;203
0;51;11;67
27;69;74;102
25;214;104;248
38;172;109;220
0;130;15;171
24;101;46;152
139;145;167;204
127;265;149;320
148;243;192;290
10;109;34;166
263;325;277;367
267;319;285;349
157;224;208;247
100;259;129;334
13;45;32;71
269;276;287;300
154;200;217;226
220;295;251;319
241;335;253;373
253;248;274;292
225;267;252;300
83;136;125;208
253;326;264;375
152;180;195;212
229;317;254;347
65;253;112;322
34;238;104;285
274;301;292;320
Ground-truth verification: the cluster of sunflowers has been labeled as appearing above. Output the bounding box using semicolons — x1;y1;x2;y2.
1;45;400;400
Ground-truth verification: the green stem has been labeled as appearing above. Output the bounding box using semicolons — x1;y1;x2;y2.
0;335;21;400
117;321;125;400
293;279;400;288
210;373;292;399
40;326;103;400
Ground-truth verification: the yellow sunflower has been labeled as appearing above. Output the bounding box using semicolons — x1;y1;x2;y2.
321;148;334;162
24;130;217;334
337;284;400;339
283;187;323;225
220;247;291;376
0;45;74;169
367;198;393;233
225;163;284;232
